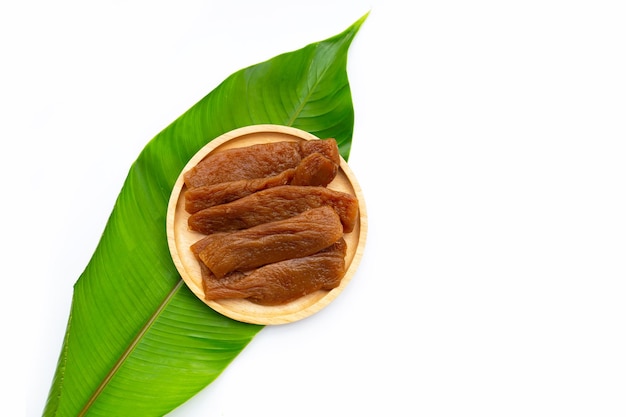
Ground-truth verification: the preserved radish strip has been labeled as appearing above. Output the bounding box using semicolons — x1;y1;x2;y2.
188;185;358;234
201;239;347;305
184;139;340;188
191;206;343;279
184;152;337;214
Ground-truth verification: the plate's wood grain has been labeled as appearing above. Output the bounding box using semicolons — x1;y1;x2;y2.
167;124;367;325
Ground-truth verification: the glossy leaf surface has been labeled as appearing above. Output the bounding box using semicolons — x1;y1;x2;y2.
43;14;367;417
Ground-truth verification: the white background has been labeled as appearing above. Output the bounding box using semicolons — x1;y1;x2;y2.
3;0;625;416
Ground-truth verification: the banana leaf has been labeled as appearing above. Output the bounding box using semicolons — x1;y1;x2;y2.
43;13;368;417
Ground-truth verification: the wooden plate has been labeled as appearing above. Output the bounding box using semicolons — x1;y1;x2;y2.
166;124;367;325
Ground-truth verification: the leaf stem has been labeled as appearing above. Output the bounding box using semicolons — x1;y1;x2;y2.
77;280;185;416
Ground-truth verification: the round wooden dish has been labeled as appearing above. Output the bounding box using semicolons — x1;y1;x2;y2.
166;124;367;325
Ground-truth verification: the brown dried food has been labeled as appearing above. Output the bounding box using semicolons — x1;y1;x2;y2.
191;206;344;279
184;139;340;188
167;125;366;322
290;153;338;187
184;152;337;214
299;139;341;165
201;239;347;305
188;185;358;235
185;169;295;214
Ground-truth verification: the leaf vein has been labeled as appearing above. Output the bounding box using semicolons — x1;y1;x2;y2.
77;280;185;416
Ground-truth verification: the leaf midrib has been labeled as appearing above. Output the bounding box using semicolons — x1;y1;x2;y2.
77;279;185;416
286;46;332;127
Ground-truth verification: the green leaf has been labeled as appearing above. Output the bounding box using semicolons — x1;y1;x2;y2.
43;13;367;417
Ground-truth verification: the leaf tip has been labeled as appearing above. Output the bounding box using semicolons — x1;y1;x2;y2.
348;11;370;35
